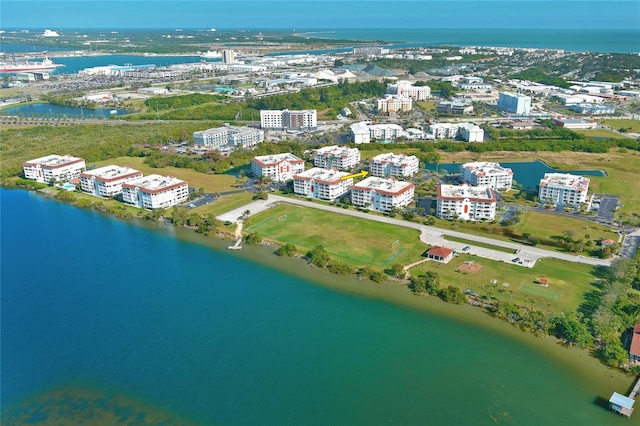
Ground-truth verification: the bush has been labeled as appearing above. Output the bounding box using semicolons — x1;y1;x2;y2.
275;243;297;257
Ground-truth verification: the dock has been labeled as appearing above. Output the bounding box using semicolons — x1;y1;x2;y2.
227;238;242;250
609;376;640;418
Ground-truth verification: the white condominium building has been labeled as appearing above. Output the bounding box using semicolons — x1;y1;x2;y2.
350;122;371;144
351;177;415;213
23;154;86;183
369;124;406;141
387;80;431;100
260;109;317;130
498;92;532;115
194;125;264;149
80;165;143;197
313;145;361;170
293;168;354;201
538;173;590;206
122;174;189;209
460;162;513;190
437;184;497;221
251;153;305;182
369;153;420;178
377;95;413;113
457;123;484;142
429;123;459;139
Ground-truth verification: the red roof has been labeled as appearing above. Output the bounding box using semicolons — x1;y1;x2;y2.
630;323;640;357
427;246;454;258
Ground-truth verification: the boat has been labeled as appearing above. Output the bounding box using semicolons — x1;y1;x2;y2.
200;50;222;59
0;57;64;73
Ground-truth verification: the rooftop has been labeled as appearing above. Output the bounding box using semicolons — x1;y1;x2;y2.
462;162;513;176
24;154;84;168
371;152;418;165
631;323;640;357
294;167;350;183
352;176;414;195
438;184;497;202
123;174;186;192
540;173;590;189
81;165;141;181
252;153;303;165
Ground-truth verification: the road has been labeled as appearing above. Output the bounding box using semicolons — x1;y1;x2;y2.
228;194;614;268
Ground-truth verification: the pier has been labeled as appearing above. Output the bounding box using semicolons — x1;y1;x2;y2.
609;376;640;418
227;238;242;250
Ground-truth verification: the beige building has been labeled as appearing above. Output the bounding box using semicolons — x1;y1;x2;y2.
437;184;497;221
251;153;305;182
293;168;354;201
23;154;86;184
351;177;415;213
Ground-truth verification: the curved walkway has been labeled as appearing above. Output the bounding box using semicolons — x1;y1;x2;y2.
253;195;614;268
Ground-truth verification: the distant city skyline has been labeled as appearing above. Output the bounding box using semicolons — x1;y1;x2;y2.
2;1;639;30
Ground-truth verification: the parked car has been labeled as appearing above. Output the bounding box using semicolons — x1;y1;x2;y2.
462;246;471;252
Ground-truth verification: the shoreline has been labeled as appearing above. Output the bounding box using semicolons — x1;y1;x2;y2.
7;186;633;396
13;187;635;392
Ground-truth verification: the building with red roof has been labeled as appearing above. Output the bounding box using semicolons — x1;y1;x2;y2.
425;246;454;264
630;323;640;364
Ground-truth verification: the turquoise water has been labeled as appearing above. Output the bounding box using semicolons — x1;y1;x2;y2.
303;28;640;53
0;188;632;424
428;160;606;190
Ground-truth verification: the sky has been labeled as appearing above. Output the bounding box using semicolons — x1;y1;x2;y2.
1;1;639;30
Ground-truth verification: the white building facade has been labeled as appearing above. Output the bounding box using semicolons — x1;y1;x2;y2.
293;168;354;201
498;92;532;115
80;165;143;197
313;145;361;170
369;153;420;178
369;124;406;141
437;184;497;221
260;109;317;130
351;177;415;213
387;81;431;100
350;122;371;144
538;173;590;206
23;155;86;183
194;125;264;150
122;175;189;209
251;153;306;182
460;162;513;190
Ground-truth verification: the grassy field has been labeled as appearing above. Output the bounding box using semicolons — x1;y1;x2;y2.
91;156;237;193
600;119;640;133
411;254;598;313
434;210;618;255
192;192;255;217
574;129;626;139
245;204;426;268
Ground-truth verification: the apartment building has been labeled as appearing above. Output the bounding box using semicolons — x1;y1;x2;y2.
369;153;420;178
460;162;513;190
497;92;532;115
377;95;413;114
457;123;485;142
260;109;317;130
436;184;497;221
293;167;354;201
122;174;189;209
313;145;361;170
538;173;590;206
429;123;460;139
23;154;86;184
193;125;264;150
387;80;431;100
428;122;484;142
369;123;406;141
251;153;305;182
80;165;143;197
351;177;415;213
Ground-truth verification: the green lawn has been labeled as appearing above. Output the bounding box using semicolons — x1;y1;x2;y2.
91;156;237;193
600;119;640;133
574;129;626;139
192;192;255;216
245;204;427;268
411;255;599;313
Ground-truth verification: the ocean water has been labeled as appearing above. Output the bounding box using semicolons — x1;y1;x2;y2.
299;28;640;53
0;188;633;425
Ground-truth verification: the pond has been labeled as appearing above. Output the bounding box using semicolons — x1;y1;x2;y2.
426;160;606;190
1;102;131;119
